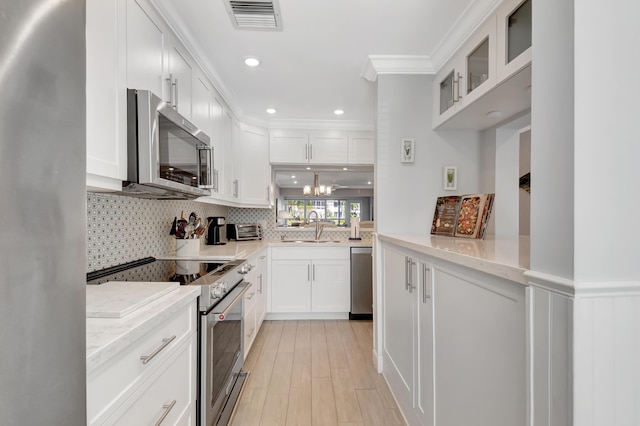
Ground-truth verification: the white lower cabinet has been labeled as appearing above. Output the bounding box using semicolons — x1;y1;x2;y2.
87;300;197;425
243;248;268;357
381;242;525;426
269;246;349;315
382;245;434;426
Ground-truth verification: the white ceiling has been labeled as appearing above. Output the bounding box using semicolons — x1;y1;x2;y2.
152;0;499;129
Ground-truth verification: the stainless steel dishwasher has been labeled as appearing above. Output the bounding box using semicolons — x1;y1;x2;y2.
350;247;373;320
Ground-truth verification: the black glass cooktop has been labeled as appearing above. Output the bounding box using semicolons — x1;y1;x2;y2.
86;257;226;285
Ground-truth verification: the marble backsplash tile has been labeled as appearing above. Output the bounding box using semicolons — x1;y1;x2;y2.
87;192;228;272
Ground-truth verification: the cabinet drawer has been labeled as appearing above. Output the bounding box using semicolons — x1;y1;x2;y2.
244;283;258;312
87;301;197;425
271;246;349;260
105;334;197;425
244;303;257;358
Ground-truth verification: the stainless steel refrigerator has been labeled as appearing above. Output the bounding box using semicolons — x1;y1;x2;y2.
0;1;87;425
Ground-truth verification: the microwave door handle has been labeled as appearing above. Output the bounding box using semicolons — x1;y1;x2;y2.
197;145;214;189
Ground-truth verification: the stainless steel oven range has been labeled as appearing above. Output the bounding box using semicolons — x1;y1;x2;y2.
86;257;253;426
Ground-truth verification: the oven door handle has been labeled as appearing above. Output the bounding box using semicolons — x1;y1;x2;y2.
204;282;252;318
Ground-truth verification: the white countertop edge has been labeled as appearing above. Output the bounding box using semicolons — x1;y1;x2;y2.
86;285;200;374
377;233;529;285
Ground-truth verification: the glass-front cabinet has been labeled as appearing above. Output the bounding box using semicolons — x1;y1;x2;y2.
433;16;496;127
497;0;532;82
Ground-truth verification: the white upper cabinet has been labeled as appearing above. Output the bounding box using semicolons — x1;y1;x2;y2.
270;130;373;165
433;15;497;128
308;132;348;164
496;0;532;82
86;0;127;191
237;124;271;207
347;132;375;165
432;0;532;131
126;0;166;99
166;39;193;119
269;130;309;164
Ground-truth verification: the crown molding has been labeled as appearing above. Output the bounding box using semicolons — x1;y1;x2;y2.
361;55;435;82
429;0;502;70
266;118;374;131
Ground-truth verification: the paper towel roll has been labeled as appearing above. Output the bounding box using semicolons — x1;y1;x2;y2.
351;217;360;238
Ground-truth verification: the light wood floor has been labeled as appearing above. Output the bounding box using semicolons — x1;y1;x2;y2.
230;320;405;426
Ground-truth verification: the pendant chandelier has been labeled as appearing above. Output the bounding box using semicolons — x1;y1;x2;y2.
303;172;332;196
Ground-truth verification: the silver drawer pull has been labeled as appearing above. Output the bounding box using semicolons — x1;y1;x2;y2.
140;335;176;365
246;292;255;300
154;399;177;426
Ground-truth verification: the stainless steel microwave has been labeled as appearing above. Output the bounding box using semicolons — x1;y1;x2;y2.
123;89;213;199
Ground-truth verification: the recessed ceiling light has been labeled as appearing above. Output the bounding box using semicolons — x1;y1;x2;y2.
293;181;297;184
334;109;344;115
343;167;348;171
266;108;277;114
306;167;311;170
291;175;296;178
244;57;260;67
367;181;372;185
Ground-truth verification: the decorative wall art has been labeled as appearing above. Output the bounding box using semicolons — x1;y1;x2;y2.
401;138;415;163
444;166;457;190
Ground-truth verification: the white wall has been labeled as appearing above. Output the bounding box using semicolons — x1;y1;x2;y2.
375;74;483;234
530;0;575;279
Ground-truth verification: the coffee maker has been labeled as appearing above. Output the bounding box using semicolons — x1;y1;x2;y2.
206;217;226;245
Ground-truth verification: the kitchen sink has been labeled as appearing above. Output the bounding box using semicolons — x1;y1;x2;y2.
280;239;343;244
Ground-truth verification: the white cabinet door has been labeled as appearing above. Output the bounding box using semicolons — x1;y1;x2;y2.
382;246;415;403
433;268;526;426
496;0;532;82
309;132;348;164
126;0;166;99
239;125;270;206
255;253;268;328
269;131;309;164
347;132;375;165
270;260;311;312
166;40;193;119
86;0;127;191
311;260;350;312
416;261;434;426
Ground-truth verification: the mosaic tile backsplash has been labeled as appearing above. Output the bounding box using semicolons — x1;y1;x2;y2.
228;208;372;241
87;192;228;272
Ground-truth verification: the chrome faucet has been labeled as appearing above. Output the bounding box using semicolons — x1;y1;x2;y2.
307;210;324;240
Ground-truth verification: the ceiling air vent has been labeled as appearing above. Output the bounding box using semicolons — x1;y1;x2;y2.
225;0;282;31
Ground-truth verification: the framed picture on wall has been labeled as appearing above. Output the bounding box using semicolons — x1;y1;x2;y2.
444;166;457;190
401;138;415;163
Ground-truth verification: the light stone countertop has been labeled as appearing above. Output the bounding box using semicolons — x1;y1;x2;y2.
86;285;200;373
377;233;530;285
157;239;372;261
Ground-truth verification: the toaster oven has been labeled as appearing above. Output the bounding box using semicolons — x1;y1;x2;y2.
226;224;262;241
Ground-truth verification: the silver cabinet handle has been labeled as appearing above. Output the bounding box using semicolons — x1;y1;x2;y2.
312;264;316;281
173;77;178;109
305;144;308;160
308;264;311;282
258;274;263;294
408;260;416;293
165;74;173;106
140;335;176;365
154;400;176;426
246;292;255;300
309;143;313;160
454;72;463;103
423;265;432;303
405;257;411;291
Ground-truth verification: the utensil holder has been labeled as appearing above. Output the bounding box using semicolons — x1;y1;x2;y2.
175;238;200;257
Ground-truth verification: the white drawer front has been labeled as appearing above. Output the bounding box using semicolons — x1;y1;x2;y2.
87;301;196;425
106;334;197;425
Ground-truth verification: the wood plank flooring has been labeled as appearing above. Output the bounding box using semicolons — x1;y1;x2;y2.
231;320;404;426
